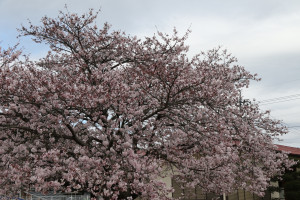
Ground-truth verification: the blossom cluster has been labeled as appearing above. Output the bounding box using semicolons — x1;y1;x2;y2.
0;9;294;200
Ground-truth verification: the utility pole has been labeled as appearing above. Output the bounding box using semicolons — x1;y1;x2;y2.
223;193;226;200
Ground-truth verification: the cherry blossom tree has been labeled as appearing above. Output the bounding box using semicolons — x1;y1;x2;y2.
0;9;294;200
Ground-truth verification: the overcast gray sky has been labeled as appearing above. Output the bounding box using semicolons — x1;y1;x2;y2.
1;0;300;147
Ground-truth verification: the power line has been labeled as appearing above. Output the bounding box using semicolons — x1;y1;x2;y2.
260;97;300;105
287;126;300;129
259;93;300;103
257;93;300;105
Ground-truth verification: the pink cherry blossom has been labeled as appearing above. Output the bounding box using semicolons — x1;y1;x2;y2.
0;9;295;200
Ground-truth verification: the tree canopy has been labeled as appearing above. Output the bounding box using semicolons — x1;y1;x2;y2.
0;9;294;200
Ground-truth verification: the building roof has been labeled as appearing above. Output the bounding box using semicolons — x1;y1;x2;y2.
276;144;300;156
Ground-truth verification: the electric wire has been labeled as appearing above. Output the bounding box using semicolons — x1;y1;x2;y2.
256;93;300;105
260;97;300;105
259;94;300;103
